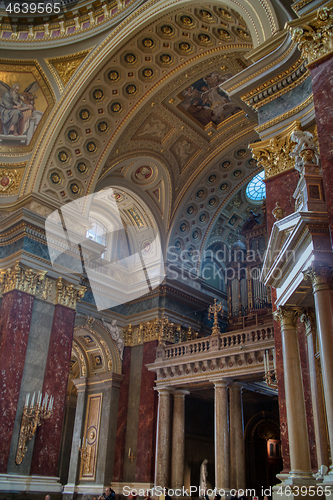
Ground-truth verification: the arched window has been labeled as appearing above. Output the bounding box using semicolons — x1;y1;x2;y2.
246;171;266;203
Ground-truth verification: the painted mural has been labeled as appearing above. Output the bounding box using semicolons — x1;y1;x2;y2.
178;71;240;127
0;63;53;151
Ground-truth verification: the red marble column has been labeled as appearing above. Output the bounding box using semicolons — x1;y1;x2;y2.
296;319;317;471
309;56;333;246
271;287;290;473
265;169;300;235
113;346;131;482
0;290;35;473
135;340;158;483
30;304;76;476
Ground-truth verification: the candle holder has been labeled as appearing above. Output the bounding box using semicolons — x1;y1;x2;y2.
263;349;278;390
15;392;53;465
79;438;91;474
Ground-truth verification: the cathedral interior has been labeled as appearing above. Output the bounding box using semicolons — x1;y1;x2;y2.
1;0;333;499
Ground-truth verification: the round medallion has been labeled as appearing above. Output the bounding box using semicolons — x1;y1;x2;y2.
220;183;229;191
98;121;108;133
192;230;199;240
142;38;154;48
68;130;78;142
108;70;119;81
236;27;250;39
187;205;195;215
50;172;61;184
111;102;122;113
196;189;205;199
175;241;182;250
198;33;210;43
237;149;247;157
79;109;90;121
161;25;174;35
0;176;10;187
125;53;136;64
208;197;217;206
199;213;207;223
222;160;231;169
181;15;193;25
126;84;137;95
200;9;212;19
219;8;232;20
208;174;217;183
77;162;87;174
249;158;257;165
134;165;153;182
179;42;190;51
143;68;154;78
160;54;172;63
93;89;104;101
58;151;69;163
233;170;242;178
218;29;231;39
180;222;187;233
70;183;80;195
86;142;97;153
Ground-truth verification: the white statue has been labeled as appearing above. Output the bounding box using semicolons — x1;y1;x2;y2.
290;130;320;172
102;318;124;360
199;459;208;494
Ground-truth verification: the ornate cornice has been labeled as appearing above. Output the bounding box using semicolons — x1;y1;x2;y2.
273;306;300;329
303;265;333;292
249;121;301;180
290;6;333;67
55;277;86;309
123;317;198;347
0;263;46;296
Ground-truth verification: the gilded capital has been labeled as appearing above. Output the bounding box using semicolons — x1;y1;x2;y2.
303;265;333;292
274;306;300;328
290;7;333;66
0;263;47;296
249;121;300;180
55;277;86;309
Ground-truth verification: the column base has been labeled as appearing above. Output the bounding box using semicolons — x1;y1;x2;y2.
273;474;322;500
0;473;62;493
63;483;104;495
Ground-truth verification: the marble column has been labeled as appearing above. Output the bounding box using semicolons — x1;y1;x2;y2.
171;390;188;489
229;383;245;490
274;307;312;476
155;387;171;487
214;380;229;493
65;378;87;489
0;288;35;473
304;267;333;473
301;311;329;470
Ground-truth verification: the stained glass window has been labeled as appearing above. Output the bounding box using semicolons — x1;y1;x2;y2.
246;170;266;202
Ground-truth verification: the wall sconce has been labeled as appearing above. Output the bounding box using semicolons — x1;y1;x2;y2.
263;349;277;390
15;392;53;465
79;437;91;474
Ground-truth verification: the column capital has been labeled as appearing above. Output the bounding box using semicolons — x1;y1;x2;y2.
289;7;333;67
300;309;316;336
55;277;86;310
274;306;300;328
303;265;333;292
172;389;190;398
212;379;229;389
0;262;46;296
155;386;173;395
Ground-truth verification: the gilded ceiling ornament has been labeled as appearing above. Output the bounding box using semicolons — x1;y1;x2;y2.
77;162;88;174
92;89;104;100
86;142;97;153
161;25;174;35
0;263;46;296
97;121;108;133
200;10;213;20
50;172;61;184
68;130;78;142
160;54;172;63
290;7;333;66
126;84;137;95
142;38;154;48
50;54;88;87
179;42;191;52
70;183;80;195
218;29;231;39
181;15;193;26
58;151;69;163
55;277;86;309
0;169;20;193
143;68;154;78
108;70;119;81
79;109;90;121
249;121;301;179
124;53;136;64
219;8;233;21
198;34;211;43
111;102;122;113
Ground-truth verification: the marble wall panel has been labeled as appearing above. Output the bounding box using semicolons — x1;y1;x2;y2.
30;304;76;476
135;340;158;483
0;290;35;473
7;299;55;474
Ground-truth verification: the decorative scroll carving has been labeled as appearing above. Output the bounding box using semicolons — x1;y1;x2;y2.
123;317;197;347
249;121;301;180
0;263;46;296
290;129;320;172
290;7;333;66
303;266;333;292
101;319;124;360
273;306;300;328
55;277;86;309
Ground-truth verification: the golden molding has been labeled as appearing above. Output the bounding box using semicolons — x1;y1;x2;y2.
45;49;92;92
123;317;198;347
0;263;46;296
249;120;301;180
289;6;333;67
0;164;26;196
